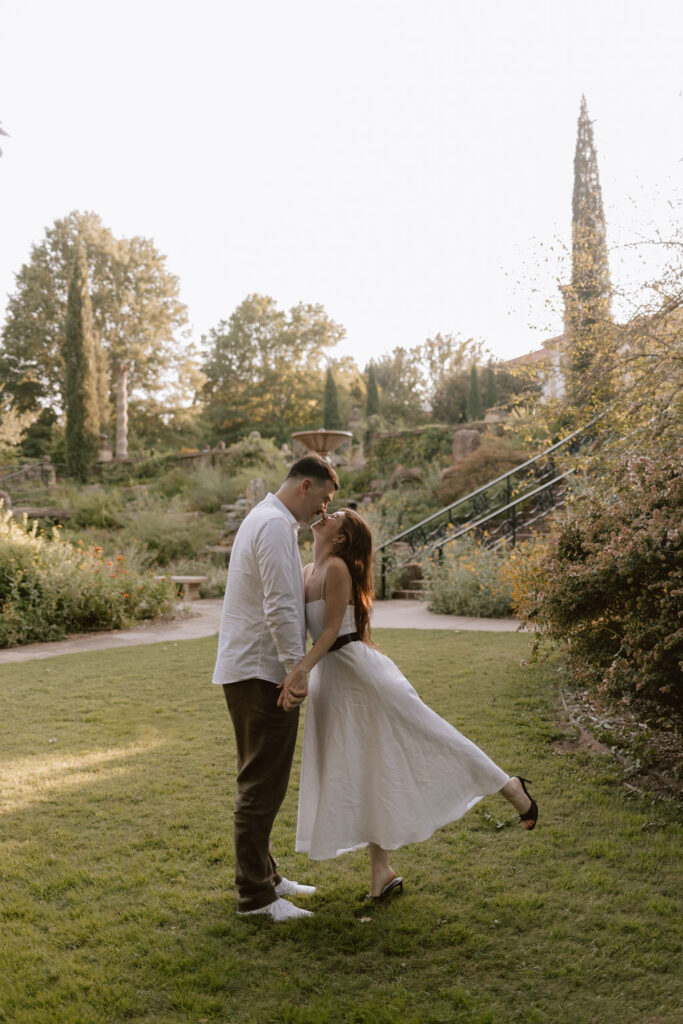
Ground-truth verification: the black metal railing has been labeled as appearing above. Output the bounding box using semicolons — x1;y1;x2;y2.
377;421;594;597
0;461;63;487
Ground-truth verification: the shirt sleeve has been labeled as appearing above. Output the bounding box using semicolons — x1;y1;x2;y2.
254;517;305;671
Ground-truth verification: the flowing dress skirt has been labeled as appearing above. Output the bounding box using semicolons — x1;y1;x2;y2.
296;601;510;860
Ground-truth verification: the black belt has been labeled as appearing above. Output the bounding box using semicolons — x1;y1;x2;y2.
329;632;360;652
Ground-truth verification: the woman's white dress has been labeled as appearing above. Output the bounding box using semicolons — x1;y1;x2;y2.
296;600;510;860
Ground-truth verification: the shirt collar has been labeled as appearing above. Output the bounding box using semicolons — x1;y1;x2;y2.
265;492;300;529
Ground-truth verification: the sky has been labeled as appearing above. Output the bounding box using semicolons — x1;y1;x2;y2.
1;0;681;371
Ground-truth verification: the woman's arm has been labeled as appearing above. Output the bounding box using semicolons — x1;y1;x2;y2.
277;558;352;709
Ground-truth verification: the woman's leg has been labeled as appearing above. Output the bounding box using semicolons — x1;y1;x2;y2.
499;776;537;828
368;842;397;897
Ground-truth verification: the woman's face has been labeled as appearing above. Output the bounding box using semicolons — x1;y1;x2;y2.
312;509;346;543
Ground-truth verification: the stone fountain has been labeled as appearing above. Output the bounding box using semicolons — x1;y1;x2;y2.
290;428;352;461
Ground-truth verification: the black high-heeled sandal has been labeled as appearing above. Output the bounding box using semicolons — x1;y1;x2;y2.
515;777;538;830
365;876;404;902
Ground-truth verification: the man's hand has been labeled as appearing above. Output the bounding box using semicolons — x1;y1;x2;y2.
277;666;308;711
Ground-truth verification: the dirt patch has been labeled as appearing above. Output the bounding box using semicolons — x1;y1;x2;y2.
554;686;683;801
552;719;611;756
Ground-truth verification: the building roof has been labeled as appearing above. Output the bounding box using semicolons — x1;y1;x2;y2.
500;335;564;369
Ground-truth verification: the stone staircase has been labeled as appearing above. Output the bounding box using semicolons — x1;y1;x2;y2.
212;478;268;564
376;420;597;598
391;561;427;600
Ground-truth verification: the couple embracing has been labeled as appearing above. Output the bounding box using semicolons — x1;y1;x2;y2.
212;454;538;922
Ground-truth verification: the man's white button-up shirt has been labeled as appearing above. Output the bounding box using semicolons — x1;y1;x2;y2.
212;492;306;687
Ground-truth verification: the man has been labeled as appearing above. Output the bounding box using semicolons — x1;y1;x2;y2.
212;454;339;921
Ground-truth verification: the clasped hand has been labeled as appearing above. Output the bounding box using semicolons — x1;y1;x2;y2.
277;666;308;711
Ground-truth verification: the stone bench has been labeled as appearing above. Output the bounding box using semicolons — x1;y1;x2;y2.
155;574;208;601
11;506;72;520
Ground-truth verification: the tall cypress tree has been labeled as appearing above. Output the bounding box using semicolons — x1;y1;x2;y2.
485;359;497;410
564;95;612;403
467;363;483;421
365;362;379;417
64;245;100;478
323;367;342;429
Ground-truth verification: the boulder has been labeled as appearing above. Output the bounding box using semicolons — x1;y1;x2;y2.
452;429;481;463
387;465;425;489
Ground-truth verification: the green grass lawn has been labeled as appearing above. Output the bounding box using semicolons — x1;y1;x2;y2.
1;631;681;1024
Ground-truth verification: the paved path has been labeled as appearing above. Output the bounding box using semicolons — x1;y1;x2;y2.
0;599;524;665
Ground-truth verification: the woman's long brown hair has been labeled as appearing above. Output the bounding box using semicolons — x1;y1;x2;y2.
335;509;375;644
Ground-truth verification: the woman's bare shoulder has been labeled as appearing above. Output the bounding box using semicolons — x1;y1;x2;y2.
327;555;351;578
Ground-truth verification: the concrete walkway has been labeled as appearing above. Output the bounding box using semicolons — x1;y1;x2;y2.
0;599;524;665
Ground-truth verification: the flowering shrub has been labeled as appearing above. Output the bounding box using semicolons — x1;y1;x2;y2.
425;535;517;618
498;536;550;616
0;508;176;647
519;453;682;715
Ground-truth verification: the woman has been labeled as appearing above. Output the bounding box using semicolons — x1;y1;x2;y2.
278;509;538;901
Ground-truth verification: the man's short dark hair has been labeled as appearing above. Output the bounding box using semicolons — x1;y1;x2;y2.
286;454;339;490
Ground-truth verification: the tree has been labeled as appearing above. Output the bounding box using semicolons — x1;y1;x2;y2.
325;356;366;427
18;407;57;460
0;387;37;460
0;211;190;452
323;367;342;429
432;363;534;424
365;362;379;417
202;294;345;443
64;246;99;477
485;359;497;409
419;333;483;405
371;346;426;425
563;96;612;407
431;372;469;424
467;363;483;421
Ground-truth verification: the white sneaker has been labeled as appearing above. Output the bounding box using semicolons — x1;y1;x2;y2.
275;876;317;897
237;898;313;921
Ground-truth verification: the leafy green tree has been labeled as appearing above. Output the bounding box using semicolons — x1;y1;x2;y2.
485;359;497;409
419;333;483;405
432;363;533;424
326;356;365;427
19;407;57;460
323;367;342;429
365;362;380;417
467;363;483;421
202;294;344;443
0;211;190;444
563;96;612;408
64;246;99;477
0;387;37;460
371;346;426;425
431;372;469;424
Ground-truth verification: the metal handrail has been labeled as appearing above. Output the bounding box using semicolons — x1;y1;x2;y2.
1;463;49;484
0;460;65;479
428;470;574;555
378;469;575;597
375;420;591;553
